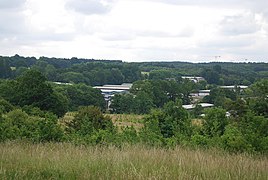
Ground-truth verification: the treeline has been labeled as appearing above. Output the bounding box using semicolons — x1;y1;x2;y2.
1;55;268;86
139;62;268;85
0;55;141;86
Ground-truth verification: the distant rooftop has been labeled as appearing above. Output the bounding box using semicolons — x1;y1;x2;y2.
220;85;248;89
94;83;132;91
182;103;214;110
53;82;73;86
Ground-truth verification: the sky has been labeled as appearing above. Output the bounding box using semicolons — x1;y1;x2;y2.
0;0;268;62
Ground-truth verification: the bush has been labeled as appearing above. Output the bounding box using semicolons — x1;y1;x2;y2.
67;106;114;136
0;98;14;113
0;109;63;142
221;124;252;152
191;134;208;147
202;108;227;137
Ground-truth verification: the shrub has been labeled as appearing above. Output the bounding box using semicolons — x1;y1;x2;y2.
0;98;14;113
221;124;252;152
67;106;114;136
202;108;227;137
0;109;63;142
191;134;208;147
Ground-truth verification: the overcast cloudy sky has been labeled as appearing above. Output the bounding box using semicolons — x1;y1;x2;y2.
0;0;268;62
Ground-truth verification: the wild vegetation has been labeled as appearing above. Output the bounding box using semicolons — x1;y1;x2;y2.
0;142;267;179
0;55;267;178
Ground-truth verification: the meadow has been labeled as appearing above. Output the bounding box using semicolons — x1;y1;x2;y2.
0;141;267;179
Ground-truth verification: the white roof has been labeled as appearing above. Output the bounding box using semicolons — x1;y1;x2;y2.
199;90;211;93
220;85;248;89
182;103;214;110
101;89;126;93
94;84;132;91
53;82;73;85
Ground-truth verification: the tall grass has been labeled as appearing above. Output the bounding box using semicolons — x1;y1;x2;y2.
107;114;144;131
0;141;267;179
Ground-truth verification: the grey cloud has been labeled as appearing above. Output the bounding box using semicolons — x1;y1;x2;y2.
137;27;194;38
100;27;194;42
199;36;256;49
148;0;268;19
66;0;113;15
220;14;260;36
149;0;257;8
0;0;26;10
0;11;28;39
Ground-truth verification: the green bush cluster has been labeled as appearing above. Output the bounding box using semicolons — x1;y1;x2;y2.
0;109;63;142
0;102;267;153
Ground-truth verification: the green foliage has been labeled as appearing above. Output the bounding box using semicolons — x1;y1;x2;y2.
238;112;268;152
0;70;68;117
119;126;140;144
119;79;195;113
0;98;14;113
0;80;18;104
110;94;134;114
247;79;268;117
0;58;12;78
201;68;220;85
55;83;105;111
0;109;63;142
202;108;227;137
203;87;237;107
67;106;114;136
190;134;208;146
221;124;252;152
143;100;191;140
192;104;203;118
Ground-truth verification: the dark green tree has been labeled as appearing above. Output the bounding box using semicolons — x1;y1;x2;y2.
67;106;114;136
0;58;12;78
15;70;68;116
144;100;190;138
202;108;227;137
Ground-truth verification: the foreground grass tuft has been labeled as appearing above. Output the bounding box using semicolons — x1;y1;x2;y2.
0;141;267;179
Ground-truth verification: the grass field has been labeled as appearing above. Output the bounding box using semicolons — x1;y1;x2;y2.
0;141;267;179
60;113;145;131
107;114;144;131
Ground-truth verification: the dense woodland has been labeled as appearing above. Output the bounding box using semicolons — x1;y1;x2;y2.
0;55;267;153
1;54;267;85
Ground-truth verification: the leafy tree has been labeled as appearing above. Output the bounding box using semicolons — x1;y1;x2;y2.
0;58;12;78
238;112;268;152
62;72;87;84
0;80;19;104
10;70;68;116
132;91;154;114
144;100;190;138
247;79;268;117
221;124;252;152
0;98;14;113
202;108;227;137
0;109;63;142
201;68;220;84
67;106;114;136
192;104;203;118
110;93;134;114
55;83;105;111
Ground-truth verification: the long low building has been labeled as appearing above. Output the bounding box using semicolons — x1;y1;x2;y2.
220;85;248;89
182;103;214;110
